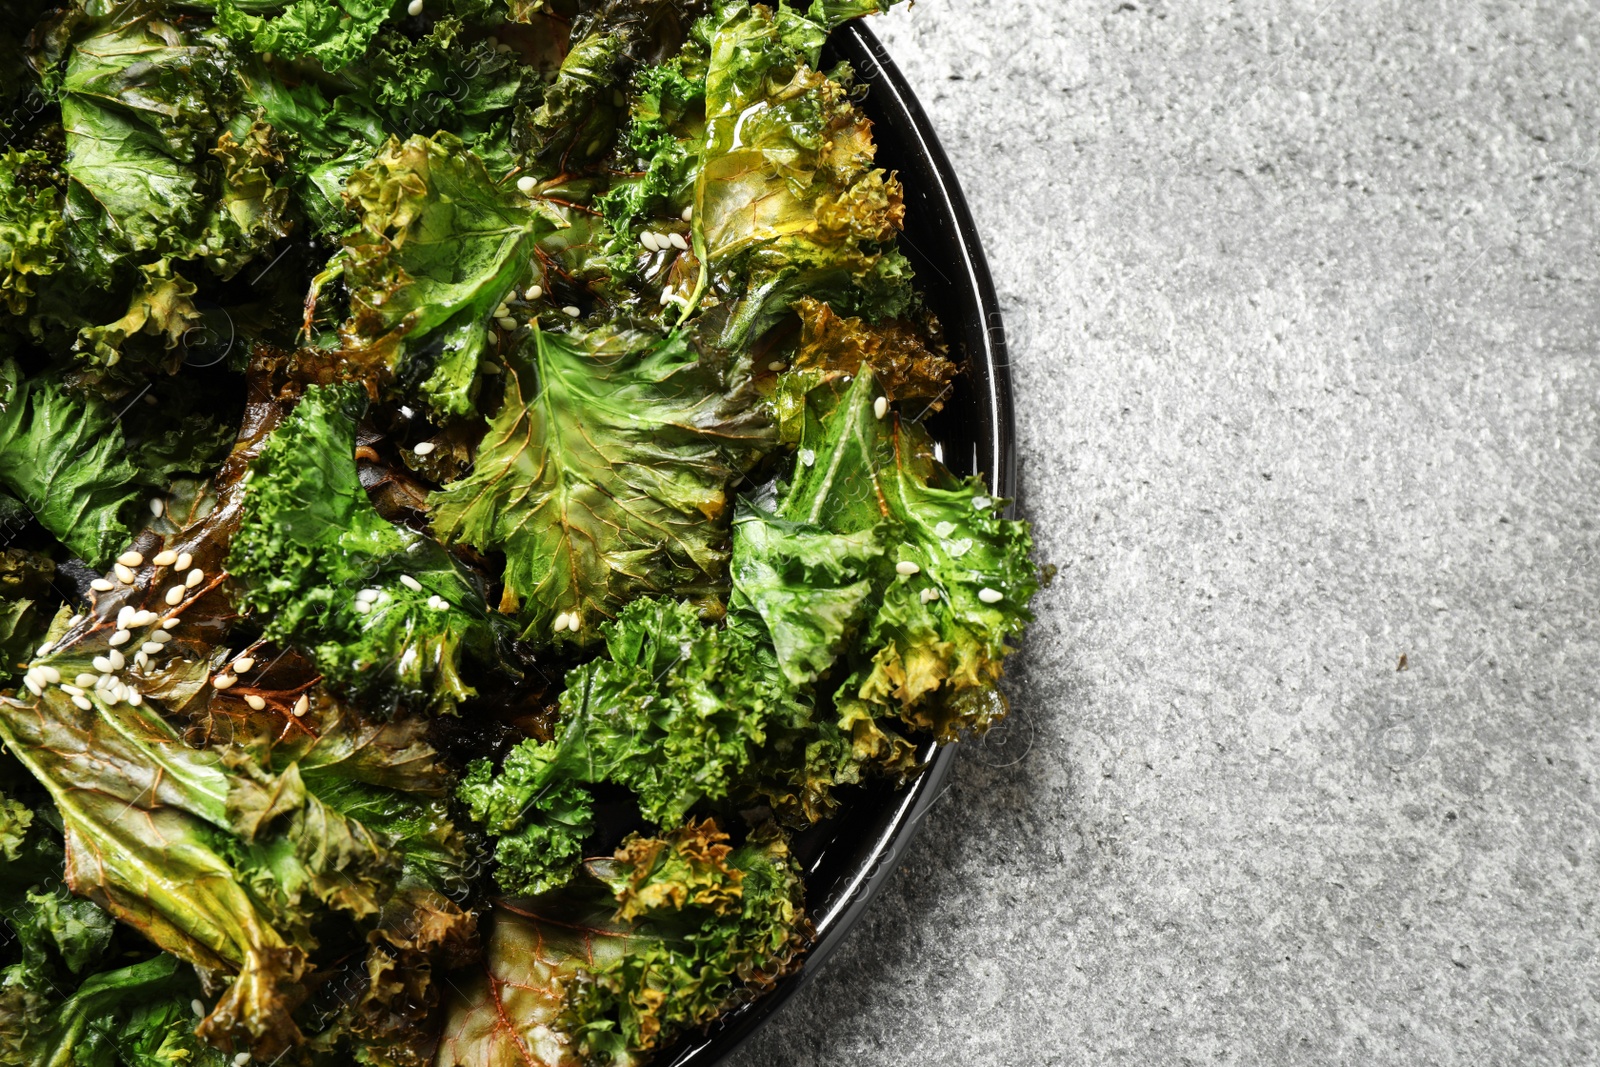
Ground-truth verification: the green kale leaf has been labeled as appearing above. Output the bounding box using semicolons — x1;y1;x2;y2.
229;382;499;712
215;0;400;73
429;324;770;642
0;149;65;315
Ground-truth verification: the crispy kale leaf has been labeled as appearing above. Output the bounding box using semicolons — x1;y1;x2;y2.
0;360;146;565
457;742;595;896
0;149;65;315
305;133;567;417
229;382;499;711
215;0;399;73
430;324;769;643
691;0;913;345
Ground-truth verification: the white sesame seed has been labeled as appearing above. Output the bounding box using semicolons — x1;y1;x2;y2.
106;649;124;671
103;687;122;705
552;613;570;633
399;574;423;592
141;642;162;655
668;232;689;251
896;561;921;576
525;285;543;301
185;568;204;589
562;305;580;317
659;287;673;306
92;656;113;674
161;618;180;630
67;615;83;627
977;587;1004;604
516;174;536;196
234;1052;252;1067
681;204;693;221
149;630;171;645
37;665;59;684
191;999;204;1018
74;674;96;688
35;641;51;656
61;684;83;697
114;564;135;584
118;551;143;568
244;694;266;711
874;396;889;420
292;694;309;718
496;316;518;331
165;585;185;606
174;552;193;571
920;587;940;603
406;0;423;15
356;589;380;603
109;629;131;647
117;606;136;628
413;441;436;456
353;600;372;615
640;231;659;251
90;578;114;592
494;303;511;318
71;694;91;711
127;690;142;706
481;362;502;375
232;656;255;674
131;610;158;627
134;651;149;668
213;674;236;690
23;677;42;697
149;498;165;517
96;674;113;690
153;549;178;566
768;360;786;372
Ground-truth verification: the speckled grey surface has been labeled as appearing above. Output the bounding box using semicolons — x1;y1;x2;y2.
727;2;1600;1064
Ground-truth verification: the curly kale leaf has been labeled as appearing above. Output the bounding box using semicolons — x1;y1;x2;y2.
215;0;400;73
305;133;567;417
562;820;808;1060
229;382;499;712
457;743;594;896
0;149;64;315
431;324;770;643
0;360;146;566
691;0;914;346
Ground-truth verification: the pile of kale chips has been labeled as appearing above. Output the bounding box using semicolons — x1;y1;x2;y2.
0;0;1039;1063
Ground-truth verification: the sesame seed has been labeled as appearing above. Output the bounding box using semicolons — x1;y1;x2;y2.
482;362;502;375
96;674;113;690
552;613;570;633
191;999;205;1018
406;0;423;15
150;631;171;646
106;649;124;671
640;231;659;251
103;687;122;705
134;652;149;668
126;691;142;706
23;677;41;697
659;288;673;305
681;204;693;221
525;285;543;301
165;585;185;606
185;568;204;588
174;552;193;571
117;606;136;628
562;305;580;317
399;574;423;592
108;629;131;647
413;441;436;456
516;174;536;196
114;564;135;584
919;587;940;603
149;498;165;517
140;642;161;655
118;551;143;568
873;396;889;420
896;561;921;576
71;694;91;711
232;656;255;674
90;578;114;592
496;316;518;331
61;684;83;697
67;615;83;627
977;587;1003;604
244;694;266;711
353;600;372;615
153;549;178;566
37;665;59;684
494;303;510;317
131;610;158;627
234;1053;252;1067
161;618;180;630
292;694;309;718
92;655;113;674
668;232;689;251
74;674;96;687
213;674;236;690
356;589;380;603
768;360;785;371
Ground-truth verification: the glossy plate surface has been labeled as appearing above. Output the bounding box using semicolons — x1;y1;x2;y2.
654;20;1017;1067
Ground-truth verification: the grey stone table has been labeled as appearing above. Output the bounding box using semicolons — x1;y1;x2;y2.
729;2;1600;1065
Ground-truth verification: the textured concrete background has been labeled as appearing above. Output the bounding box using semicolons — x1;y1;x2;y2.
730;2;1600;1064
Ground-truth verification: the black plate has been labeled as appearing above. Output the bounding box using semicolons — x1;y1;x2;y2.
655;20;1017;1067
